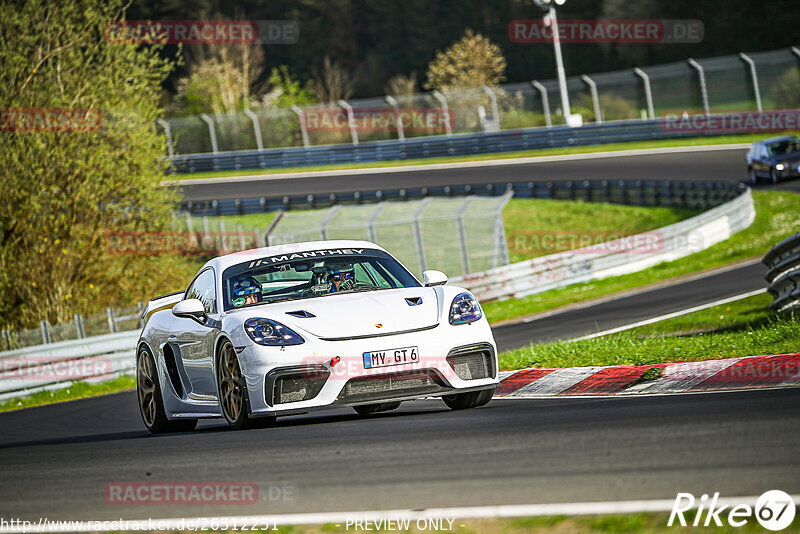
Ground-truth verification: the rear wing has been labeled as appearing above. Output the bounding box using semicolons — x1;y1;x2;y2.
141;291;185;321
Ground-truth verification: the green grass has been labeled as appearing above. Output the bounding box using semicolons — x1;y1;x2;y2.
0;375;135;412
170;133;774;181
498;293;799;371
484;191;800;325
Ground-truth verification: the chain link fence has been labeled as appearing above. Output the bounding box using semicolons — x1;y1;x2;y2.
1;305;144;351
162;47;799;155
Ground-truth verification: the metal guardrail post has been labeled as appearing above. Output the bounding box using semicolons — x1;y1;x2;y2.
687;59;710;116
337;100;359;145
385;96;405;141
106;308;117;334
633;68;655;120
738;53;763;112
40;321;51;344
412;198;432;273
156;119;174;158
199;113;219;154
74;314;85;339
291;105;311;148
580;75;602;123
792;47;800;60
482;86;501;131
455;198;473;275
243;109;264;151
530;81;552;128
432;91;453;136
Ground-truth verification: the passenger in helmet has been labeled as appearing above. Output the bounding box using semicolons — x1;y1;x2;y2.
232;276;261;306
328;266;356;293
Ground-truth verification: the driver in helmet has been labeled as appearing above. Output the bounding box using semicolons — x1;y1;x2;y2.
232;276;261;306
328;266;356;293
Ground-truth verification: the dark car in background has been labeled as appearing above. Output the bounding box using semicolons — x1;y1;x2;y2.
746;135;800;184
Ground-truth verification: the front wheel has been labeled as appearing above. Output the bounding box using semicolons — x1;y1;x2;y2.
217;340;256;430
771;168;779;184
749;168;758;184
442;389;493;410
137;347;197;434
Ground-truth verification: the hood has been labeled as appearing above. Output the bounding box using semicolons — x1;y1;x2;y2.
235;287;440;340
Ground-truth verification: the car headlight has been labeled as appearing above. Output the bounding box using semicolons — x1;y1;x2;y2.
776;163;785;171
244;318;304;346
449;292;483;325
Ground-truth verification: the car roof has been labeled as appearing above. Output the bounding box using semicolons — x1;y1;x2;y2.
204;240;388;272
756;135;799;145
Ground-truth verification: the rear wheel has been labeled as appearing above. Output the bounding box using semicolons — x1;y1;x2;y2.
442;388;494;410
353;402;401;415
137;347;197;434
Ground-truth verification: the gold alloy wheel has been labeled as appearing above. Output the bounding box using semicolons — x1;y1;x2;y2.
137;350;157;428
218;341;243;423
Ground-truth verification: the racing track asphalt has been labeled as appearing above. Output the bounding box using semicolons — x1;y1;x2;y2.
177;146;800;202
0;388;798;521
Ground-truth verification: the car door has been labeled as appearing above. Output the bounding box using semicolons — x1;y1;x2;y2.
753;144;769;176
171;268;220;401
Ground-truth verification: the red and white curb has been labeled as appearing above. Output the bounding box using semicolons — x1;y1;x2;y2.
496;353;800;397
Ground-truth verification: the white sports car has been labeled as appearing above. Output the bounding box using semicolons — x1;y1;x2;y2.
136;240;499;433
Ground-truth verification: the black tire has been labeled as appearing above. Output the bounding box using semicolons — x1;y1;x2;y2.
749;168;758;184
217;339;256;430
137;346;198;434
442;388;494;410
771;168;779;184
353;402;401;415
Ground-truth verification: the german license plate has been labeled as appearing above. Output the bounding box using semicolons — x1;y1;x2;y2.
362;346;419;369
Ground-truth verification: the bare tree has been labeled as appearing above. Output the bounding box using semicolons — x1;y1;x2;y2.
311;56;355;103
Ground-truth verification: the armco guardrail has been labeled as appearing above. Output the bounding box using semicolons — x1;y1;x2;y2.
170;118;719;174
451;186;755;302
764;232;800;313
182;178;742;216
0;330;139;401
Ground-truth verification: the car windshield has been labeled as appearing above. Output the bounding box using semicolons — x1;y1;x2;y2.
221;247;421;311
766;138;800;157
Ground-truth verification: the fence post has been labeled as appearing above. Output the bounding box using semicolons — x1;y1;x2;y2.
291;105;311;148
367;203;386;243
481;85;501;131
738;53;763;112
156;119;174;158
492;191;513;268
337;100;359;145
1;329;10;350
531;80;552;128
687;59;710;116
40;320;51;344
456;198;473;275
75;314;85;339
792;47;800;61
412;198;432;274
243;108;264;150
106;308;117;334
219;217;227;254
580;75;602;123
237;223;246;251
254;226;264;248
199;113;219;153
263;210;284;246
432;91;453;136
320;206;341;240
385;95;405;141
202;216;211;249
633;68;655;120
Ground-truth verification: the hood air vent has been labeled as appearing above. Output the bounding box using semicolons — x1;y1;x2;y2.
286;310;316;318
405;297;423;306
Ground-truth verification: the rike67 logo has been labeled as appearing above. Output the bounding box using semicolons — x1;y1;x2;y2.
669;490;796;531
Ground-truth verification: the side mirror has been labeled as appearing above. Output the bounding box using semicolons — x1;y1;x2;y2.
172;298;207;324
422;270;448;287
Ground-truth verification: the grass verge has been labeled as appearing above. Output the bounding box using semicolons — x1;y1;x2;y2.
484;191;800;324
170;133;771;181
0;375;135;413
498;292;799;371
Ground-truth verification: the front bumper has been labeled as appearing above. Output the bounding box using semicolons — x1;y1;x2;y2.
238;322;499;416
